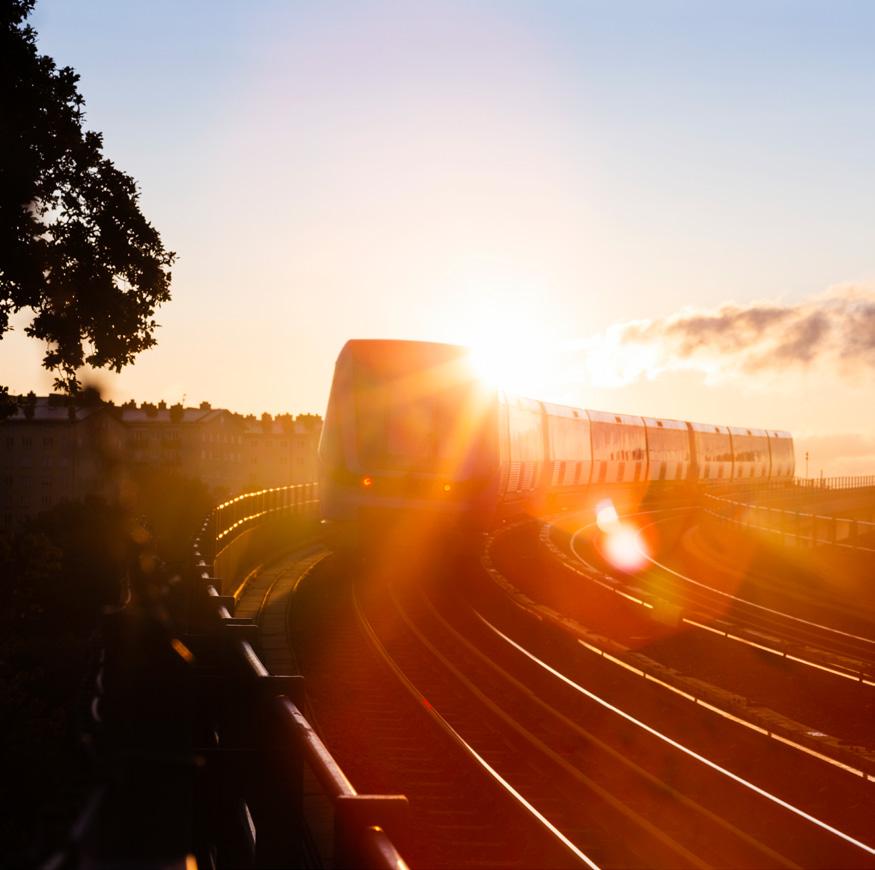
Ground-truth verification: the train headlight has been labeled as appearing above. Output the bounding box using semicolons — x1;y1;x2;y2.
361;475;374;488
442;483;452;493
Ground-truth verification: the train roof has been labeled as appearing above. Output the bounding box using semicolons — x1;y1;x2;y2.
688;421;731;434
587;409;645;426
541;401;588;419
642;416;688;431
339;338;468;359
766;430;793;439
728;425;768;437
501;393;543;413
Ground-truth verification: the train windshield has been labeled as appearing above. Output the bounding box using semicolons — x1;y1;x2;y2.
352;353;487;473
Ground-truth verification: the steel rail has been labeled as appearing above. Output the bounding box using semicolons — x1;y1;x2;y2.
540;517;875;780
400;581;797;868
561;511;875;680
352;582;601;870
632;513;875;648
476;611;875;859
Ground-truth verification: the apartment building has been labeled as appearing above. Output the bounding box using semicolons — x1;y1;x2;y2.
121;406;248;492
0;398;126;521
242;417;321;490
0;398;322;524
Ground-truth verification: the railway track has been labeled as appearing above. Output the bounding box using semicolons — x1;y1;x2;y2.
627;509;875;672
548;505;875;692
522;512;875;768
293;554;590;869
285;544;875;869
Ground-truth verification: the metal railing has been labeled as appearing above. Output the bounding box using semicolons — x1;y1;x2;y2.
793;475;875;491
52;483;407;868
703;493;875;551
191;485;410;869
203;483;320;593
721;475;875;498
212;482;319;550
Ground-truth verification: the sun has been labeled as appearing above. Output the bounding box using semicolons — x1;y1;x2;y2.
451;290;563;398
467;342;531;392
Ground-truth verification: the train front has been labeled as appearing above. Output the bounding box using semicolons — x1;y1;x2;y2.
318;340;498;549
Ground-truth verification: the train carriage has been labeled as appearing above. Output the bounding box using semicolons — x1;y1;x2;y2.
319;339;796;534
690;422;734;483
543;401;594;490
643;417;693;482
318;340;498;528
588;410;648;485
767;430;795;479
729;427;771;480
497;394;546;505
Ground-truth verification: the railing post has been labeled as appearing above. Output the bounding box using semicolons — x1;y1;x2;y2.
248;678;307;868
334;794;409;870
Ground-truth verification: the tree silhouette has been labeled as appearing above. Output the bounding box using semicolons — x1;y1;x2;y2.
1;0;174;395
0;386;14;418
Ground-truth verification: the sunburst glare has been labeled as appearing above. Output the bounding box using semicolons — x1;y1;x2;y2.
451;285;564;397
595;499;648;572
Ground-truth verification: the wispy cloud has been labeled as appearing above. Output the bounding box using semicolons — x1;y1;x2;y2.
575;285;875;388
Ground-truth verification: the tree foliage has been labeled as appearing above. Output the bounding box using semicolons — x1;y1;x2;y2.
1;0;174;393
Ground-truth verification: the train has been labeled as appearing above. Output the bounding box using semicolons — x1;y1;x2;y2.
318;339;794;535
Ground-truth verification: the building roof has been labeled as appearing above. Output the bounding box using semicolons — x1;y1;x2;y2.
4;396;109;423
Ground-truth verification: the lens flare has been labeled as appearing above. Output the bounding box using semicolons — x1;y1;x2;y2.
596;499;620;531
603;523;648;572
595;500;647;572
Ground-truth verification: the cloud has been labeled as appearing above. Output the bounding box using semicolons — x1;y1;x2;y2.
578;284;875;387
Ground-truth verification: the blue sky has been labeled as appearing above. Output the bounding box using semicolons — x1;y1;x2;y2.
4;1;875;470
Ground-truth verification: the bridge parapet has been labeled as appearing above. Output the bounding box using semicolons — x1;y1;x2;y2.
194;482;320;594
190;484;410;869
54;483;408;869
703;483;875;551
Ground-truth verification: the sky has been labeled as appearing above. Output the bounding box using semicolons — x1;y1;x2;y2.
3;0;875;473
